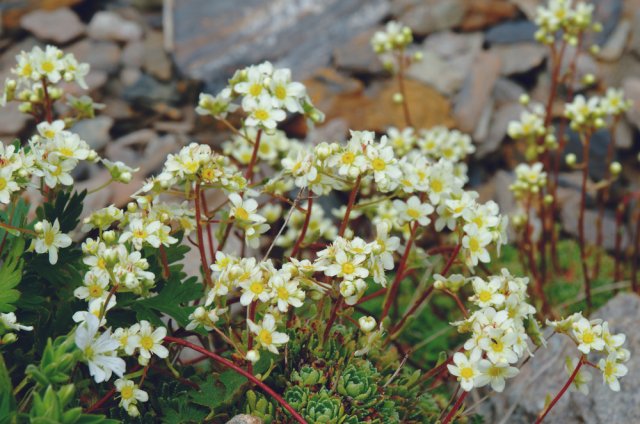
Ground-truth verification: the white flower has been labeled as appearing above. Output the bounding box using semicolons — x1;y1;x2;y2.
186;306;228;331
131;321;169;362
0;312;33;332
598;354;628;392
75;314;126;383
115;378;148;417
244;94;286;130
572;317;605;354
39;156;76;188
358;316;377;333
239;276;272;306
35;45;64;83
270;275;304;312
112;324;140;356
37;120;65;140
269;68;305;112
119;219;162;250
247;314;289;354
448;351;481;392
74;270;110;301
471;277;505;308
323;250;369;281
393;195;434;226
32;219;72;264
475;360;519;392
228;193;265;224
366;139;401;190
565;357;592;395
462;223;492;267
0;167;19;204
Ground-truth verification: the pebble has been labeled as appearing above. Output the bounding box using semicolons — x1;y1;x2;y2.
492;43;547;76
87;11;143;42
0;103;32;135
596;20;631;62
459;0;519;31
71;116;114;151
20;8;85;44
406;50;466;96
622;77;640;129
478;102;525;158
485;20;537;45
142;31;173;81
333;29;383;74
629;10;640;58
398;0;466;36
67;40;122;74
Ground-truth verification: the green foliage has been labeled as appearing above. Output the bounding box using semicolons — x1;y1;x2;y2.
0;238;24;313
190;370;247;412
304;389;345;424
25;335;79;388
244;390;275;424
28;384;116;424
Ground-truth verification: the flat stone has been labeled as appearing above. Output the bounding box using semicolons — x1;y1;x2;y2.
486;20;537;44
480;293;640;424
20;7;85;43
333;29;383;74
473;97;494;143
67;40;122;74
0;0;84;33
398;0;466;36
121;40;145;68
142;31;172;81
478;102;525;158
170;0;389;90
423;31;484;60
493;43;547;75
406;50;466;96
460;0;519;31
629;10;640;58
454;50;502;133
592;0;623;46
71;116;113;151
493;77;526;105
596;20;631;62
226;415;263;424
0;103;32;135
123;73;180;107
87;11;143;42
622;77;640;129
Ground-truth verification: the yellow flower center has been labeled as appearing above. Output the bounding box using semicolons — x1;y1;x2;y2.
42;61;55;73
140;335;154;350
259;329;272;345
478;290;492;303
341;152;355;165
491;340;504;352
121;386;134;400
133;229;148;239
274;85;287;100
235;207;249;220
89;284;103;298
460;366;474;379
488;366;502;377
44;129;56;138
201;167;215;181
430;178;443;193
582;332;594;344
84;346;95;360
407;208;421;219
21;63;32;77
59;147;74;157
249;83;263;97
0;177;7;191
277;287;290;300
254;109;269;121
51;165;62;177
371;158;386;171
341;263;355;275
97;258;107;269
604;361;614;377
250;281;264;294
184;160;199;174
469;237;480;252
44;229;55;246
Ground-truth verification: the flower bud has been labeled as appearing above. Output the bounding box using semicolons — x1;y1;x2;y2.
582;73;596;85
2;333;17;345
590;45;600;55
610;161;622;176
413;51;423;62
565;153;577;166
246;349;260;363
102;230;116;243
544;194;554;205
519;94;530;105
34;222;43;233
127;202;138;213
392;93;403;104
358;316;377;333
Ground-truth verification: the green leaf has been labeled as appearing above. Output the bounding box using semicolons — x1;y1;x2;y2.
189;370;247;410
127;277;201;327
0;238;25;313
37;190;86;233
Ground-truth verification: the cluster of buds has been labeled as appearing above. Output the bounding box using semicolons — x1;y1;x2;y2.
534;0;599;46
510;162;548;199
507;101;557;160
370;21;413;54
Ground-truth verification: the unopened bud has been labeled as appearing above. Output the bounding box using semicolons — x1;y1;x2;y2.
566;153;577;166
583;73;596;86
358;316;377;333
246;350;260;363
392;92;403;104
519;94;530;105
544;194;554;205
610;161;622;176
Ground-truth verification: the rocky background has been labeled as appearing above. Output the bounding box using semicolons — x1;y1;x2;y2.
1;0;640;420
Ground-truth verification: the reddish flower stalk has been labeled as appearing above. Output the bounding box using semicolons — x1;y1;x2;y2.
613;202;625;283
41;77;53;123
164;336;308;424
338;176;361;237
396;49;413;128
246;301;257;374
535;356;584;424
159;245;171;279
290;194;313;258
632;206;640;294
577;132;592;313
85;388;116;413
442;391;468;424
194;182;212;287
245;129;263;183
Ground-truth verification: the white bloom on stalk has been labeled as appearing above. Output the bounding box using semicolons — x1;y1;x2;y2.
475;360;519;392
598;354;628;392
32;219;71;265
448;351;481;392
247;314;289;354
393;195;433;226
75;314;125;383
131;320;169;364
244;94;286;130
115;378;149;417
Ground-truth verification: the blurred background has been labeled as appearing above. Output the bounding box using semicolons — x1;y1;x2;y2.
0;0;639;249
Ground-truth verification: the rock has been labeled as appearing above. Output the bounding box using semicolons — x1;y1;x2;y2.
622;77;640;129
478;102;525;158
0;37;42;70
492;43;547;76
481;293;640;423
20;8;84;43
509;0;541;20
101;97;135;120
592;0;623;46
406;50;466;96
614;118;633;149
305;68;454;132
460;0;518;31
473;97;494;143
226;415;263;424
0;0;84;33
122;73;181;107
423;31;484;60
171;0;389;90
333;29;383;74
629;10;640;58
67;40;122;74
87;11;143;42
121;41;145;69
71;116;113;151
492;169;518;216
493;78;526;105
558;49;599;91
142;31;172;81
486;20;538;45
398;0;466;36
596;20;631;62
454;51;502;133
0;103;32;135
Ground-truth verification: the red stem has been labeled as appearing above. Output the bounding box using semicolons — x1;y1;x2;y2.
164;336;307;423
85;388;116;413
290;195;313;258
577;132;592;313
41;77;53;123
442;391;468;424
396;49;413;128
535;357;584;424
245;129;263;183
194;182;212;287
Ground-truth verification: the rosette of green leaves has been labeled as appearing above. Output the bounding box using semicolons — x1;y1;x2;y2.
337;360;379;407
28;384;116;424
244;390;275;424
26;335;80;388
284;386;310;411
304;389;345;424
291;365;326;387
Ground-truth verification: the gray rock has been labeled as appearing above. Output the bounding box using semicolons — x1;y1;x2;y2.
423;31;484;61
67;40;122;74
20;8;85;44
509;0;540;20
71;116;113;151
629;10;640;58
473;97;494;143
333;29;383;74
592;0;623;46
478;102;525;158
596;20;630;62
406;50;466;96
622;77;640;129
493;43;547;76
486;20;537;45
454;50;502;133
481;293;640;423
142;31;172;81
121;40;145;68
559;49;598;91
87;11;143;42
398;0;466;36
123;73;180;106
171;0;389;89
226;414;263;424
493;78;526;105
0;103;32;135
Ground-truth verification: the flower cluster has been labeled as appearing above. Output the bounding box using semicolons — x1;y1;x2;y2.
448;269;537;392
370;21;413;54
196;61;324;129
547;313;630;392
510;162;547;199
534;0;597;45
